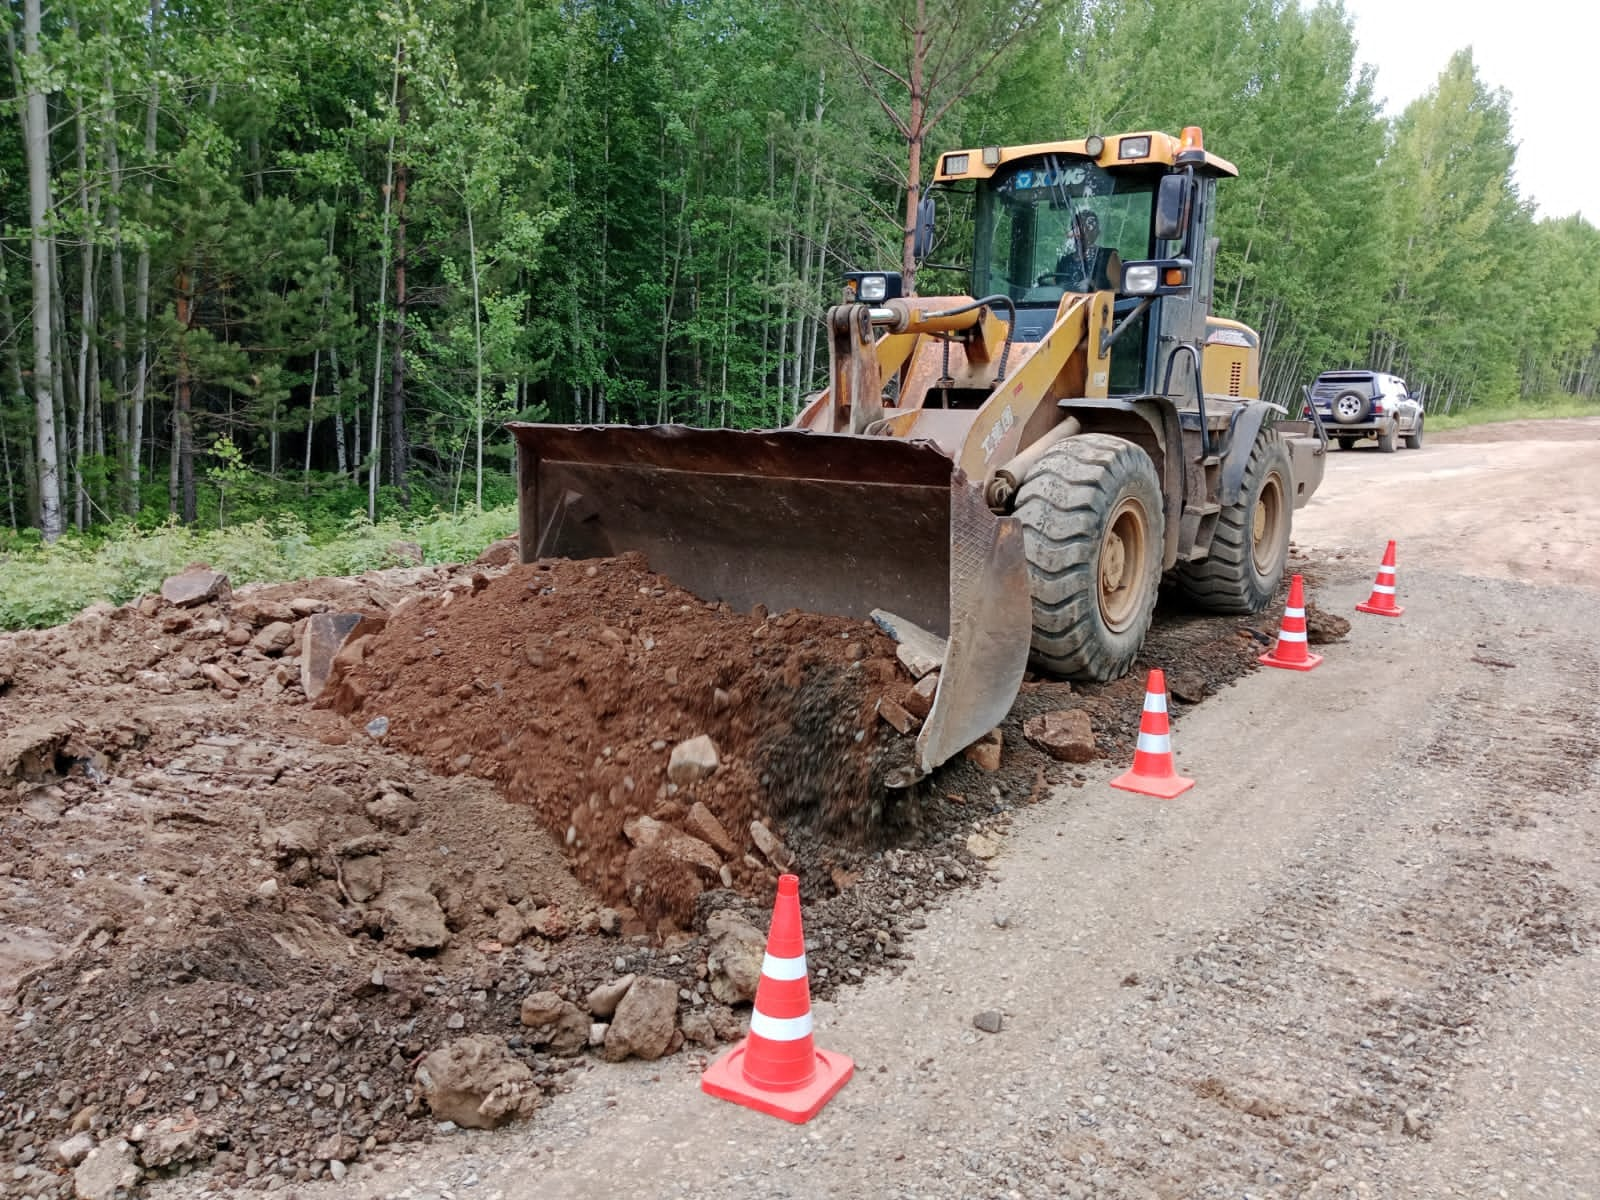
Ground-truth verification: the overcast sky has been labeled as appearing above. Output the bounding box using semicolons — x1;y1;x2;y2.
1340;0;1593;221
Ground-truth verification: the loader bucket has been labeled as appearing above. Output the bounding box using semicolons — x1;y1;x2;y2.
507;423;1031;779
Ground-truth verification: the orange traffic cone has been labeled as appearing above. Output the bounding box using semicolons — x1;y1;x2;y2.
1259;574;1323;671
700;874;853;1123
1109;669;1195;798
1356;540;1404;617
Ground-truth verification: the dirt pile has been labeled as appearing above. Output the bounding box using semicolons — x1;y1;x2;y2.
0;539;1279;1198
322;554;933;928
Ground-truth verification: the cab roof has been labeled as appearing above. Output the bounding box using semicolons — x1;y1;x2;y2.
932;130;1238;184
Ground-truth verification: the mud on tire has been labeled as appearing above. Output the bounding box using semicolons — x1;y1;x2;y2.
1014;434;1164;682
1174;427;1292;614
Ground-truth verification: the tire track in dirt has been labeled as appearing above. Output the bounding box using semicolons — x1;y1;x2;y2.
1024;627;1599;1198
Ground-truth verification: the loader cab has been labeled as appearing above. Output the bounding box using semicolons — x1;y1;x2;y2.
939;135;1229;400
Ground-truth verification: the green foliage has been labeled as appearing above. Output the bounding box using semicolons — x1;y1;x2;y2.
1;0;1596;542
0;503;518;630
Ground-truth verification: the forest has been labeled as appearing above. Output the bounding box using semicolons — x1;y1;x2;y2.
4;0;1599;543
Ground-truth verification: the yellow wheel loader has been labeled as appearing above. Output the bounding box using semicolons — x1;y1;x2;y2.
510;126;1326;781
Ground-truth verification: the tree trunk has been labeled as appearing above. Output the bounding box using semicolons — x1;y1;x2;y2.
367;38;403;521
332;341;347;476
175;266;196;523
129;0;161;516
466;195;484;507
387;100;411;508
22;0;63;539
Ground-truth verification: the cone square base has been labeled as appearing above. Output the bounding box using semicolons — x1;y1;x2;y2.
700;1040;854;1124
1355;601;1404;617
1109;768;1195;799
1258;648;1323;671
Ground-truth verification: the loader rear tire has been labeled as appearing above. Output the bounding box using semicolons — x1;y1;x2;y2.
1174;428;1292;615
1015;434;1164;682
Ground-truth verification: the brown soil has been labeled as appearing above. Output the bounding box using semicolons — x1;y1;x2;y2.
0;542;1294;1197
321;554;918;929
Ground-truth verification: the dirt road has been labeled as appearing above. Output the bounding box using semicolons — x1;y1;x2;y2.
139;417;1600;1199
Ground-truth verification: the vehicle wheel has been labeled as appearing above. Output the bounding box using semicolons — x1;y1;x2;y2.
1014;434;1163;682
1404;418;1423;449
1377;421;1398;453
1331;388;1371;425
1174;427;1292;614
1337;436;1358;452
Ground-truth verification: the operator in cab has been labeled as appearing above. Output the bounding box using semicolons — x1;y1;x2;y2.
1054;210;1122;293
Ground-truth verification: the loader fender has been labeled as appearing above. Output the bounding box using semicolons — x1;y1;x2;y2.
1218;401;1280;508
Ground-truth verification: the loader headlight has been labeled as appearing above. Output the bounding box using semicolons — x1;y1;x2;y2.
843;270;903;303
1118;135;1151;160
1122;264;1160;295
942;153;969;175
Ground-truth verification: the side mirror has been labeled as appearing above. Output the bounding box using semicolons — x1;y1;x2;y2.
1154;175;1192;241
912;193;936;261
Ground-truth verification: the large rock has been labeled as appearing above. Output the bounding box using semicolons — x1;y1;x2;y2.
602;975;679;1062
159;568;230;609
232;597;296;628
1306;603;1351;645
963;728;1003;771
130;1112;212;1169
1022;709;1097;763
586;974;635;1018
250;620;297;656
341;855;384;904
366;788;419;833
414;1035;539;1129
684;802;738;859
622;814;722;876
705;911;766;1004
73;1139;139;1200
301;612;383;701
667;735;720;785
871;608;947;677
267;819;323;860
518;990;589;1056
377;887;449;953
748;820;795;872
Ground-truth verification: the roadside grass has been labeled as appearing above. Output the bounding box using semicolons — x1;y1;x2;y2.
0;505;516;631
1426;394;1600;432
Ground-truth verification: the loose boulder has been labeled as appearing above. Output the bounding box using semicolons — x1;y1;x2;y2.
159;568;230;609
705;911;765;1004
376;887;449;953
414;1035;539;1129
518;990;589;1056
1022;709;1097;763
73;1139;139;1200
601;975;679;1062
667;735;720;785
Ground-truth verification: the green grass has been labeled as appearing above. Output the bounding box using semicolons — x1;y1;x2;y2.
0;504;517;631
1426;394;1600;432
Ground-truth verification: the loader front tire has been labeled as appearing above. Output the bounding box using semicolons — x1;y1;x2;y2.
1174;428;1292;615
1015;434;1164;682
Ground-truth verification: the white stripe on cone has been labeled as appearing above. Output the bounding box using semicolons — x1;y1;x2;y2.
1136;732;1171;755
760;952;807;982
1285;606;1305;618
1277;629;1307;643
748;1009;814;1042
1373;584;1396;594
1144;692;1168;714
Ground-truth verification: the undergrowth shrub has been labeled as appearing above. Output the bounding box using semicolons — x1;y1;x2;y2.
0;504;517;631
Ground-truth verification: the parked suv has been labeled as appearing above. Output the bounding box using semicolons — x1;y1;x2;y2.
1306;369;1424;452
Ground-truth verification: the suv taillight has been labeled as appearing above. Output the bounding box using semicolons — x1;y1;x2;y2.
1372;400;1384;414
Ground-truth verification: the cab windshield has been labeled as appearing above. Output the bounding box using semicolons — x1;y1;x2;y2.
972;157;1158;303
